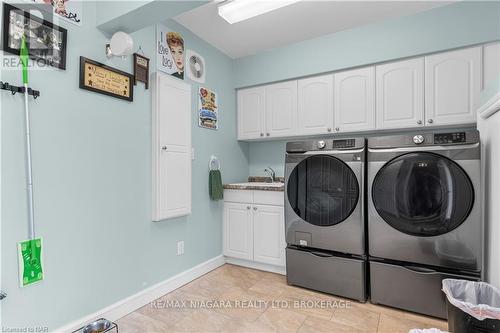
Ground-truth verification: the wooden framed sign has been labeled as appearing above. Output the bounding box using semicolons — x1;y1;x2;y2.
134;53;150;89
79;57;134;102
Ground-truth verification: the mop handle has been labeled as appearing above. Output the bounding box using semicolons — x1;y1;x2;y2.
20;35;35;240
24;82;35;240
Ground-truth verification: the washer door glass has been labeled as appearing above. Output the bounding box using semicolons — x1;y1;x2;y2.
372;152;474;237
287;155;359;227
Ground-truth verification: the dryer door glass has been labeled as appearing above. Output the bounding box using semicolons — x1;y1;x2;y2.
287;155;359;226
372;152;474;236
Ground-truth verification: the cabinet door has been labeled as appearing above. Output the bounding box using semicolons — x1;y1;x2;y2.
425;47;481;126
376;58;425;130
265;81;298;138
237;87;266;140
297;75;334;135
253;205;285;267
484;42;500;88
334;67;375;132
224;203;253;260
153;73;191;221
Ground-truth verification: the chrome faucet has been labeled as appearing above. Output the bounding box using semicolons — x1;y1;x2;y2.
264;166;276;183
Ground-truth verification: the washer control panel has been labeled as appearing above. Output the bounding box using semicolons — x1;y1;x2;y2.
434;132;466;144
333;139;355;149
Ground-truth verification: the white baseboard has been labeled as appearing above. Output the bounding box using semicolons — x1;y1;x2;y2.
225;257;286;275
55;255;225;333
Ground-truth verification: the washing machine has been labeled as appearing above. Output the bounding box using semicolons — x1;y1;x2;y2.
367;129;482;318
285;137;366;301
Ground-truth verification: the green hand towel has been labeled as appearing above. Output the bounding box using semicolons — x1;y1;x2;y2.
209;170;223;201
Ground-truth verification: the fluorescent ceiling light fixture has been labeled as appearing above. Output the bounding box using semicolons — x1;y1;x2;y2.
218;0;301;24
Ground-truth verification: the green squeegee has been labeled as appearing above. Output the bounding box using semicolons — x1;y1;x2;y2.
17;35;43;287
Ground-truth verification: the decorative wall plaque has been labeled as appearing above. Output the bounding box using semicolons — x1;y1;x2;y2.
133;53;149;89
79;57;133;102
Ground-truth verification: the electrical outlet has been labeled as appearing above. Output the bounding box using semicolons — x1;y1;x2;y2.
177;241;184;255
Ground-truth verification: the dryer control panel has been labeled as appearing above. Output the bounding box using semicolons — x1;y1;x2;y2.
434;132;466;144
332;139;356;149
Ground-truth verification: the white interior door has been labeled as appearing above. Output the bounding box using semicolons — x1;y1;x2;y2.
334;67;375;133
237;87;266;140
153;73;191;221
253;205;285;266
224;203;253;260
425;46;481;126
265;81;297;138
297;75;334;135
376;58;425;130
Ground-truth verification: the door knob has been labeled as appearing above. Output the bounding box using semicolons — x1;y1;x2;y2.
335;127;340;132
253;207;257;211
260;133;264;137
247;206;251;210
161;146;167;151
417;120;422;125
266;133;270;137
0;291;6;300
327;128;332;132
428;119;434;124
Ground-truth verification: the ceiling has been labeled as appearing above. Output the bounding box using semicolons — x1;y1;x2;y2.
174;1;453;59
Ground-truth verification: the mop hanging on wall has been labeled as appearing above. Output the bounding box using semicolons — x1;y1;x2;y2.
12;36;44;288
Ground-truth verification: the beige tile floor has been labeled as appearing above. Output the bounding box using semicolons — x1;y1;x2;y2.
117;264;448;333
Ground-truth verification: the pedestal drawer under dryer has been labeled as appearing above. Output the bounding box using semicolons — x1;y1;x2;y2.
286;247;366;302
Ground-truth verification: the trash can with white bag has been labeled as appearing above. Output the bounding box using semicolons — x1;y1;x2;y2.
442;279;500;332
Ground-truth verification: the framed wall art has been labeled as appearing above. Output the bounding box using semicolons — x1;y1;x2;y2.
79;57;134;102
198;87;218;130
156;24;185;80
133;52;150;89
2;2;68;70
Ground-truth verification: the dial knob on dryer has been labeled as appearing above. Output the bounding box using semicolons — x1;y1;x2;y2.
317;140;326;149
413;135;425;145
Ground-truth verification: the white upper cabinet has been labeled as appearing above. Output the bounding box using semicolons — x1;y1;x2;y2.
236;45;487;141
483;42;500;88
297;75;334;135
376;58;425;130
237;87;266;140
334;67;375;132
425;47;481;126
265;81;298;138
152;73;191;221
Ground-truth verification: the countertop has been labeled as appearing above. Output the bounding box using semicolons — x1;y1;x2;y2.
223;176;285;192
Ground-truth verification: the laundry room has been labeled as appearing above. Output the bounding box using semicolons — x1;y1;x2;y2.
0;1;499;332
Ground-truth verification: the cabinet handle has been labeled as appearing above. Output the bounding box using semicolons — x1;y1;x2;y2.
428;119;434;124
266;133;270;137
247;206;251;210
327;128;332;132
161;146;167;151
417;120;422;125
335;127;340;132
253;207;257;211
260;133;264;137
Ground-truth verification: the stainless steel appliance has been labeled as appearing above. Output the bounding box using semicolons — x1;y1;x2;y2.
285;137;367;301
368;130;482;318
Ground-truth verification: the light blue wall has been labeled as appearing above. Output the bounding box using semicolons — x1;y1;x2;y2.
1;2;247;330
246;1;500;177
234;1;500;88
